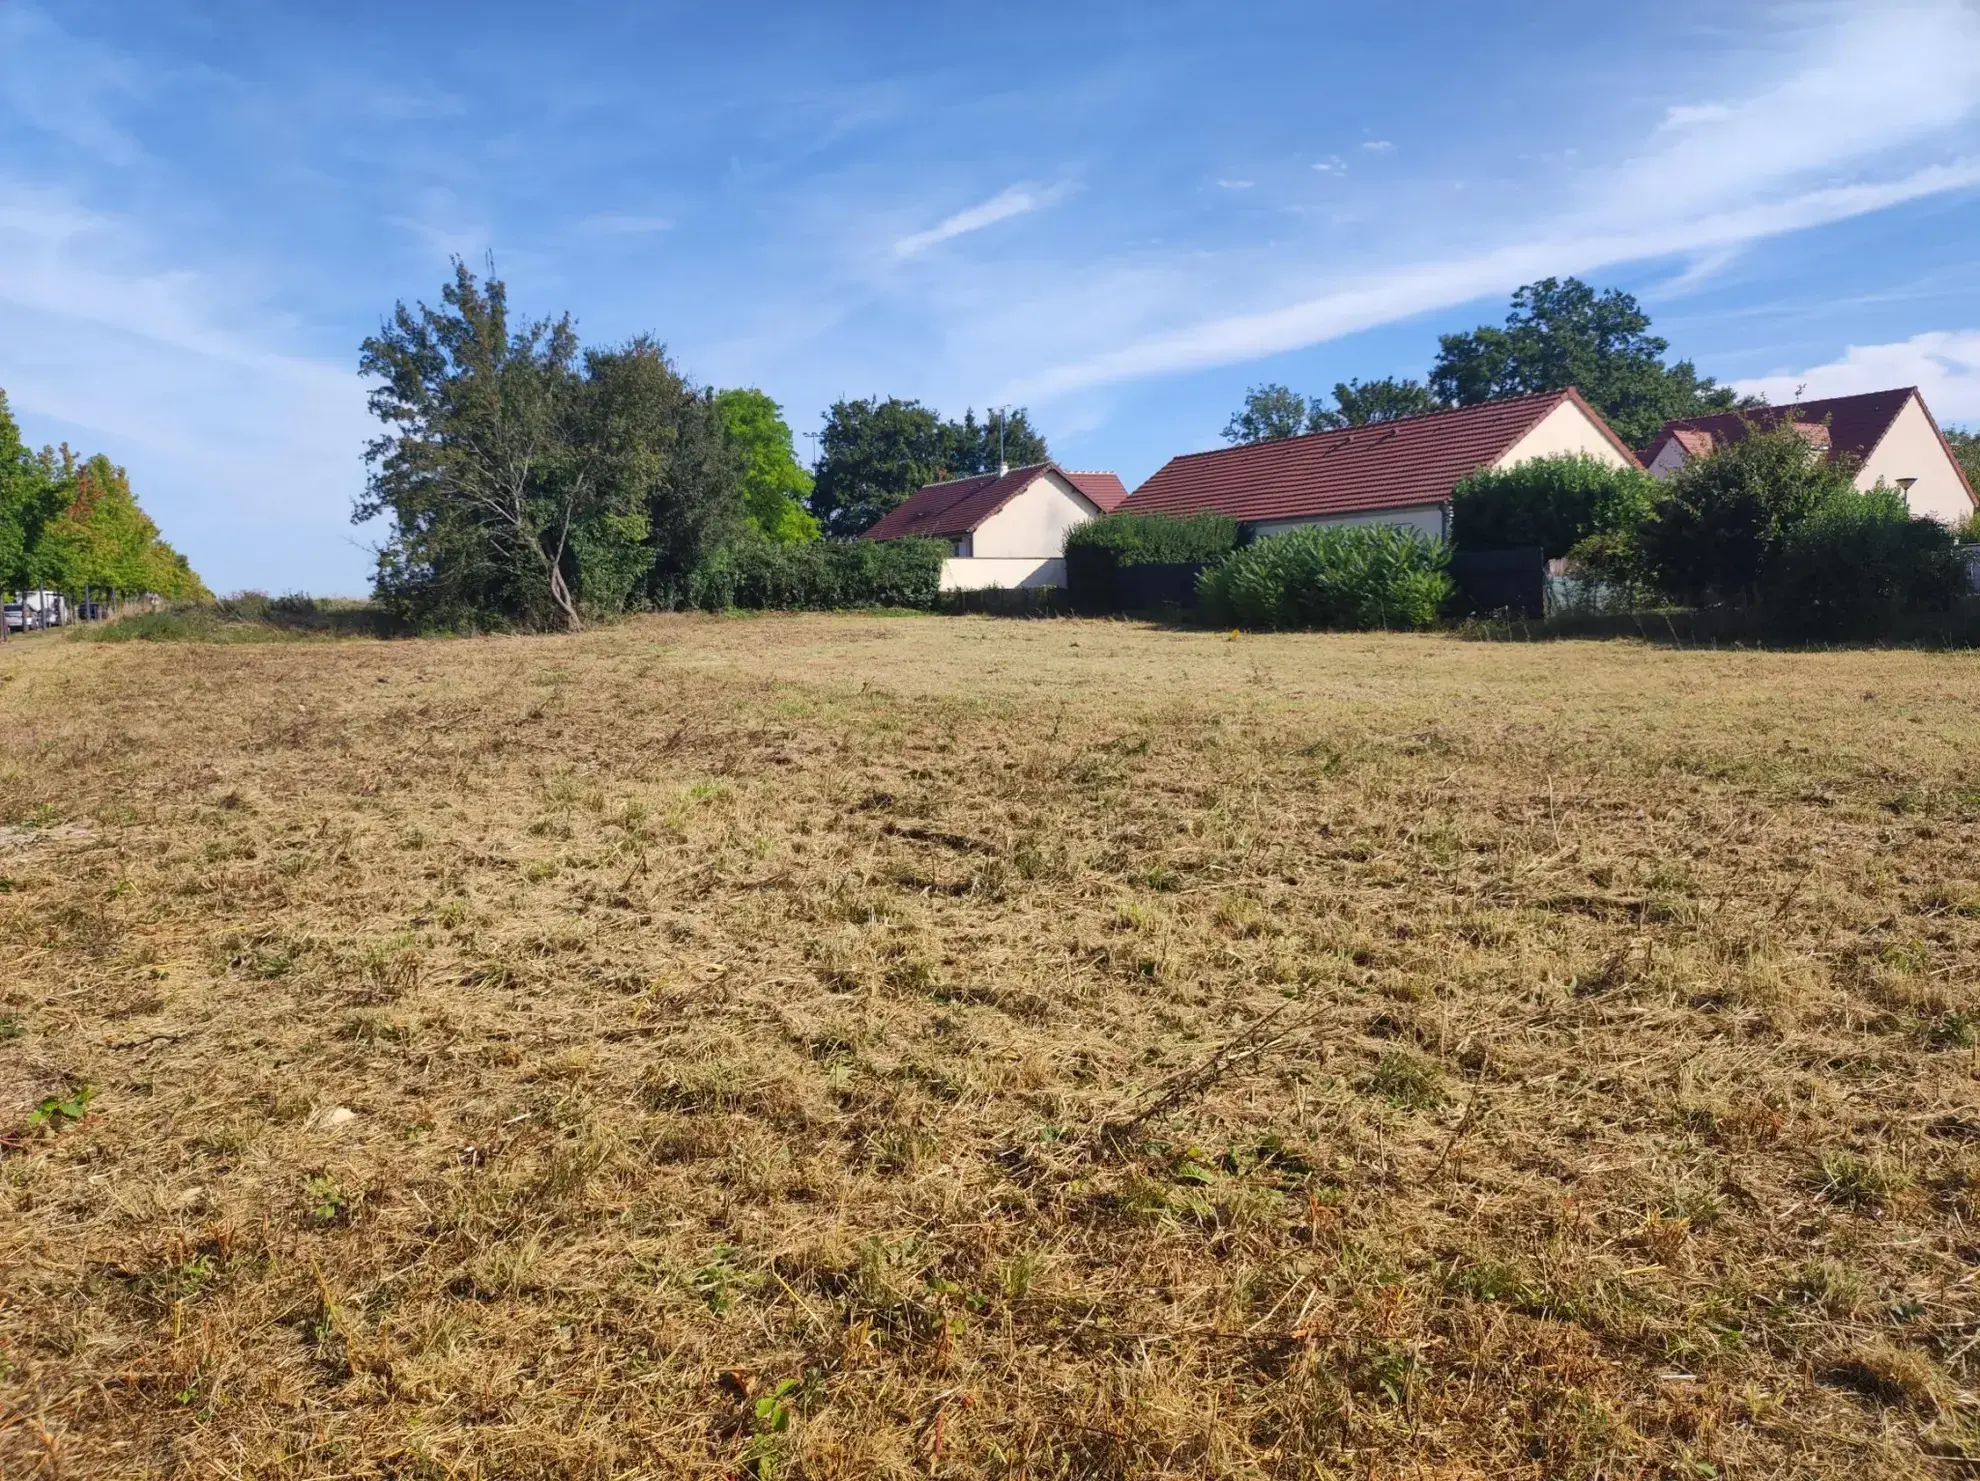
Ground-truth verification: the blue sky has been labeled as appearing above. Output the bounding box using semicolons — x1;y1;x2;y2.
4;0;1980;594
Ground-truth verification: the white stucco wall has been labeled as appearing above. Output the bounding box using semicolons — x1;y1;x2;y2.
1644;439;1689;479
1493;399;1632;470
1250;504;1447;542
970;472;1098;559
1856;394;1977;524
940;557;1066;591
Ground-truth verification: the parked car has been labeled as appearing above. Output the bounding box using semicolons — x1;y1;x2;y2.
17;591;69;628
77;601;107;620
3;602;22;633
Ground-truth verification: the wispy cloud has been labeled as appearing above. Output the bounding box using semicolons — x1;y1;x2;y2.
1010;3;1980;401
1361;139;1394;153
1311;155;1346;175
1735;330;1980;424
1010;161;1980;400
1215;179;1255;191
893;183;1063;258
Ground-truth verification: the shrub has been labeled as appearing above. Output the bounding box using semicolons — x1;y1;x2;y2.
1764;486;1967;637
686;537;945;611
1450;453;1658;560
1639;420;1857;603
1197;523;1452;631
1065;513;1238;613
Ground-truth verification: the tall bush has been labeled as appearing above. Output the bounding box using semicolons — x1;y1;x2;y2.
1764;486;1967;637
687;537;945;611
1639;420;1855;604
1449;453;1656;559
1065;512;1237;612
1197;523;1452;631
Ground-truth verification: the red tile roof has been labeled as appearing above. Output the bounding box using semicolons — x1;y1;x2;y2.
1119;389;1632;526
1642;388;1912;472
862;463;1122;541
1064;470;1129;512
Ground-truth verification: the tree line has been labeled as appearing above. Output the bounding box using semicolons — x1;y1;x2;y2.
1223;277;1751;450
356;261;1053;628
0;391;206;602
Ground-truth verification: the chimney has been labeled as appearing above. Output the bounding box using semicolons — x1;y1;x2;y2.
998;459;1009;477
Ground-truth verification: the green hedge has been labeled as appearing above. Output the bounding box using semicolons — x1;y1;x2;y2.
1064;512;1238;612
1763;487;1968;638
1197;523;1452;630
1450;453;1657;560
686;537;946;611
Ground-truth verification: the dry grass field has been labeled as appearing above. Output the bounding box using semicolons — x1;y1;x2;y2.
3;613;1980;1479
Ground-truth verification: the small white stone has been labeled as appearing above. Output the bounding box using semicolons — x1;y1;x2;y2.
316;1106;358;1131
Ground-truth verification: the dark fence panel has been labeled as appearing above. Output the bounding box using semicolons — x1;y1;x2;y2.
1450;547;1545;618
1118;562;1207;611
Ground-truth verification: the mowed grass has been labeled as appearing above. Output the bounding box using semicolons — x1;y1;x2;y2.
3;613;1979;1479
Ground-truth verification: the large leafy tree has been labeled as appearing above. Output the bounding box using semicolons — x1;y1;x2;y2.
1430;277;1739;447
358;262;738;628
1223;377;1442;443
809;398;1049;535
714;389;819;544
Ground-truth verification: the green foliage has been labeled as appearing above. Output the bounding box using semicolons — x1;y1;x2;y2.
1946;427;1980;511
715;389;819;544
687;536;945;611
1064;512;1238;612
1450;453;1658;560
358;261;742;631
1222;378;1441;444
0;392;202;597
1639;419;1858;603
1430;277;1741;447
809;398;1046;535
1197;523;1453;631
1764;485;1967;638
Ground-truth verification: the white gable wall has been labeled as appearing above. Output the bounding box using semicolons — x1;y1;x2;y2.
971;471;1096;557
1856;394;1976;525
1492;399;1632;471
1644;439;1689;478
940;470;1100;590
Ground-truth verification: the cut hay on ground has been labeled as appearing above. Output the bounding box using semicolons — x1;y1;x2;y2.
2;613;1978;1478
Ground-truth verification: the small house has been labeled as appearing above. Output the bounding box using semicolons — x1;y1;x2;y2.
1641;387;1977;525
863;464;1127;590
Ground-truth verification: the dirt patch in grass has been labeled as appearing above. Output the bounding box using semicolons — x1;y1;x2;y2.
3;613;1979;1477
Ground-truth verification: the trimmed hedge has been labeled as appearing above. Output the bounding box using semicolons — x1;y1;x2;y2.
1197;523;1452;631
1450;453;1658;560
1065;512;1238;612
1764;487;1968;638
686;537;946;610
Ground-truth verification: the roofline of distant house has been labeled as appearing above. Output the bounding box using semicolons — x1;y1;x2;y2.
866;461;1106;540
1642;386;1975;508
1148;386;1640;474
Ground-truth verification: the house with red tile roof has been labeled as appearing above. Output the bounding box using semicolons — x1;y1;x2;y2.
1119;388;1636;541
863;462;1126;589
1641;387;1977;525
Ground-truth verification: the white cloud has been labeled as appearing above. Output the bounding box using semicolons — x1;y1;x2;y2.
893;183;1061;258
1010;1;1980;401
1735;331;1980;425
0;178;376;593
1215;179;1255;191
1361;139;1395;152
1311;156;1346;175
